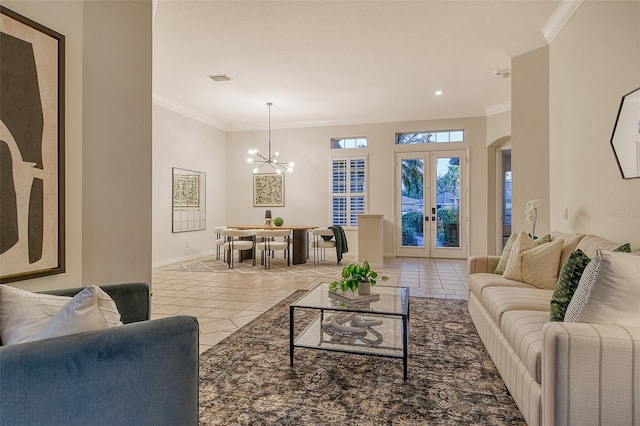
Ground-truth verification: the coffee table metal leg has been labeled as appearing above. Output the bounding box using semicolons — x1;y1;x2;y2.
403;315;408;380
289;305;295;366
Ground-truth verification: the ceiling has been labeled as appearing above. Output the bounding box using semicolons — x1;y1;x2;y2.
153;1;566;132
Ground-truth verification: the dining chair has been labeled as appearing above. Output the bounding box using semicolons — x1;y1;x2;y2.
311;228;336;265
222;229;256;268
213;226;226;261
255;229;291;269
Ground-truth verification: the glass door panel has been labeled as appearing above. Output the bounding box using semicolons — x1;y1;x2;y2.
431;151;466;258
396;153;429;257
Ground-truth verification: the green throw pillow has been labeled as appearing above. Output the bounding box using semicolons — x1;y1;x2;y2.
615;243;632;253
494;233;517;275
549;249;591;321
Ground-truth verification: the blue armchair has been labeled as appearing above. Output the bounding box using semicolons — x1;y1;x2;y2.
0;282;199;426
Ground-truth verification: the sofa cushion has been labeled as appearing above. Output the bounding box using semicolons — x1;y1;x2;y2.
494;233;517;275
501;310;549;384
551;231;585;269
549;249;592;321
32;286;122;342
575;234;629;258
503;232;563;289
482;286;553;325
0;285;122;346
468;272;532;300
565;250;640;326
0;285;72;345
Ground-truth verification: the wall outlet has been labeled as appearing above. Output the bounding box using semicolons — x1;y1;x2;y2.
186;241;190;248
563;208;568;220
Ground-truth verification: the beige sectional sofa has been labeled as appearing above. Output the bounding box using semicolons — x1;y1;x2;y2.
467;232;640;426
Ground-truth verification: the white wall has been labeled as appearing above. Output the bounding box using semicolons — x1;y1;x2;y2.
549;1;640;247
226;116;489;257
511;46;550;238
152;104;227;266
4;0;153;290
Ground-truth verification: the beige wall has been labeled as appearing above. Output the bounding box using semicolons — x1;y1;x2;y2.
152;105;227;266
511;46;550;238
3;1;153;290
549;1;640;247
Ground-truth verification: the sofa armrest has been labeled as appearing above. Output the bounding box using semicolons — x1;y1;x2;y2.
542;322;640;426
43;282;150;324
467;255;500;275
0;316;199;426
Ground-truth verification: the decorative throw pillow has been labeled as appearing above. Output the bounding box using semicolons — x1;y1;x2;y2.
32;286;122;342
549;249;591;321
0;285;72;345
0;285;122;346
564;250;640;326
615;243;632;253
503;231;563;289
494;233;517;275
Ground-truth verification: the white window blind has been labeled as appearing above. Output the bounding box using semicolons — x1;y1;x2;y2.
331;157;367;226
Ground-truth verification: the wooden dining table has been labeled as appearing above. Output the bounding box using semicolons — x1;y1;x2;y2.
227;225;318;265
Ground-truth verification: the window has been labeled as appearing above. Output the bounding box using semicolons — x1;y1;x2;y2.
331;137;368;149
396;130;464;145
331;157;367;226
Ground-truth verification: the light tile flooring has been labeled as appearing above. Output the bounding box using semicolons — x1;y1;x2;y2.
151;257;469;354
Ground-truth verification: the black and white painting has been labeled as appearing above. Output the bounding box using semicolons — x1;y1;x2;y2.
0;7;65;283
253;173;284;207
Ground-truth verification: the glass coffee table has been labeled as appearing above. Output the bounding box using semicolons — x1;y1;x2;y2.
289;283;410;379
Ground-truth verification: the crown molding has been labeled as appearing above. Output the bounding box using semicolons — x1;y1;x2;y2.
486;101;511;116
152;94;227;131
543;0;583;43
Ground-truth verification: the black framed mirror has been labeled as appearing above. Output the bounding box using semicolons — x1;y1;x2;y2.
610;86;640;179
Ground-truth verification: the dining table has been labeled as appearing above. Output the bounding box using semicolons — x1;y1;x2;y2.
227;225;318;265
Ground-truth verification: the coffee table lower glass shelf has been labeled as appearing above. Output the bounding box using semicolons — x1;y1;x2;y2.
289;283;410;379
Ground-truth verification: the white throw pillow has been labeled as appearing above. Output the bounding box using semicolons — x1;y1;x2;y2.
33;286;122;341
0;285;72;345
564;250;640;326
0;285;122;346
503;231;563;289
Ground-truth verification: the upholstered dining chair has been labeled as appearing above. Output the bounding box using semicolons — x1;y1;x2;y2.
222;229;256;268
213;226;226;261
311;228;336;265
255;229;291;269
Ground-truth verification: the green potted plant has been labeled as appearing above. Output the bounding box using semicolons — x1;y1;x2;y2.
274;217;284;227
329;261;389;296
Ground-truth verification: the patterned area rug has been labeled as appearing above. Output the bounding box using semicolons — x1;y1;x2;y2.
165;253;357;277
199;291;525;425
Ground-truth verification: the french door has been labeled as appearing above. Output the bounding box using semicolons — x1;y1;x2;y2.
395;150;467;258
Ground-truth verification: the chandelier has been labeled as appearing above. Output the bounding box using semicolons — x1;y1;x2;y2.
247;102;294;174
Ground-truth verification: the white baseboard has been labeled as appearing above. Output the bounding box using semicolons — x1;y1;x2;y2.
152;250;216;268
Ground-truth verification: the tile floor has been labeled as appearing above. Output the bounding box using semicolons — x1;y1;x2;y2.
151;257;469;354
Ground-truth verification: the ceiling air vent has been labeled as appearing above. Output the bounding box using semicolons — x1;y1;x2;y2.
209;74;232;82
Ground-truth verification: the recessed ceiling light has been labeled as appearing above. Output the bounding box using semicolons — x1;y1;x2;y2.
434;90;444;96
209;74;232;82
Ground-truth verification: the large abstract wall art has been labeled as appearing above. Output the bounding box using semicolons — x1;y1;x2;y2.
0;7;65;283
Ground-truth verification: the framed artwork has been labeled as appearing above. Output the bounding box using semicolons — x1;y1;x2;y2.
0;7;65;283
172;167;206;232
253;173;285;207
